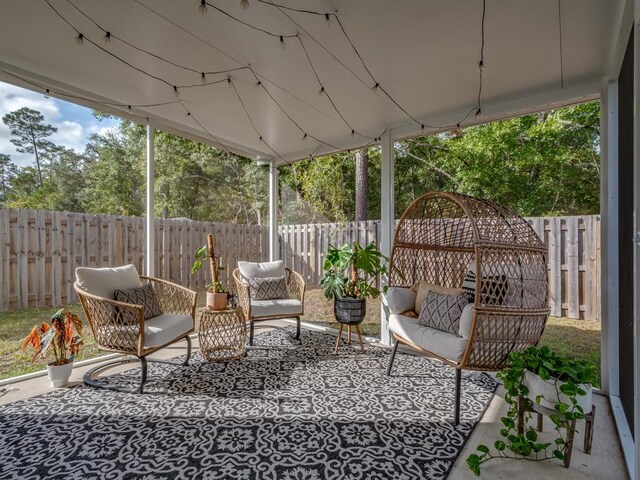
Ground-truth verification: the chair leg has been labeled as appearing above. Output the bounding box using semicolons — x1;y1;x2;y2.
386;340;399;376
454;368;462;426
83;356;149;394
249;320;255;346
183;335;192;366
295;317;301;340
138;356;148;394
348;325;352;345
334;323;344;354
584;405;595;454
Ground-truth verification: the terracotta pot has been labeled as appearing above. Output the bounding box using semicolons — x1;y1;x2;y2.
47;361;74;388
524;370;592;414
207;291;228;311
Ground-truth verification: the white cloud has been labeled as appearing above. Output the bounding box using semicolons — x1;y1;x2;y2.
0;81;118;166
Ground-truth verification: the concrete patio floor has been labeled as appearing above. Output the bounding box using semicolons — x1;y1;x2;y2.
0;321;628;480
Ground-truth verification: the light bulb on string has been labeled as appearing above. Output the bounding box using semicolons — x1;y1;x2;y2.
173;86;180;98
279;36;286;49
240;0;249;10
44;89;50;99
318;86;325;95
104;31;112;44
475;108;483;119
478;60;484;72
201;72;206;84
75;33;84;45
302;133;308;140
199;0;208;15
325;13;331;25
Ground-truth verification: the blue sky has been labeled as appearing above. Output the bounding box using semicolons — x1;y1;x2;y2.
0;81;119;166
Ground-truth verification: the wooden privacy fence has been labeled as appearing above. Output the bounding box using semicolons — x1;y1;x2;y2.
0;209;268;311
0;209;600;320
278;215;601;321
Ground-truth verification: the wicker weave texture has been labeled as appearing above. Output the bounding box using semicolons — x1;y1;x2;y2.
199;308;246;361
390;192;550;370
233;267;305;321
75;276;197;357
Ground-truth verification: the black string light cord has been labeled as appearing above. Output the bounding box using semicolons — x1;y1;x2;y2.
37;0;489;162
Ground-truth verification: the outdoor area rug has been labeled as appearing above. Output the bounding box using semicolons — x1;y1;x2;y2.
0;328;497;479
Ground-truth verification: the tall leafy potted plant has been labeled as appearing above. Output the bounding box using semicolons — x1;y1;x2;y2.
192;233;227;310
320;242;388;324
22;309;84;388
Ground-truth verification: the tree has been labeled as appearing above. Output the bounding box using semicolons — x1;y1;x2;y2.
0;153;17;205
355;149;368;221
2;107;57;188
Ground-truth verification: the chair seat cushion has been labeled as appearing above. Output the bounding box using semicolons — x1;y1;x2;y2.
144;314;194;348
251;299;303;318
95;313;194;351
389;313;467;362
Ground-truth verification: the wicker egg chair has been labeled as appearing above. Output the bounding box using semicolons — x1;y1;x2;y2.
386;191;550;424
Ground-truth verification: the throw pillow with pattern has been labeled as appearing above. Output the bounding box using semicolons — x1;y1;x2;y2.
248;275;288;300
114;282;163;320
418;290;468;336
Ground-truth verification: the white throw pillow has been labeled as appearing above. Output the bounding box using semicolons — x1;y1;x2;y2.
458;303;475;339
386;287;416;314
76;264;142;299
237;260;285;283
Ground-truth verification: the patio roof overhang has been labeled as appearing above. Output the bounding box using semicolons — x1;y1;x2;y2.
0;0;623;165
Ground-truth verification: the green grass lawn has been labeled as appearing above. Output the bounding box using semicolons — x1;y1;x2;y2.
0;287;601;384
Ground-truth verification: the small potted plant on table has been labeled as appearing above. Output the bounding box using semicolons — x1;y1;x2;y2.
22;309;84;388
192;233;228;310
466;345;597;475
320;242;388;349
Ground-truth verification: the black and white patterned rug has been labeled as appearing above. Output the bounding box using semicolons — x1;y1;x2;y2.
0;328;496;480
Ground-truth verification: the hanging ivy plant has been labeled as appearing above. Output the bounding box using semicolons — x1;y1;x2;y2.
466;346;597;476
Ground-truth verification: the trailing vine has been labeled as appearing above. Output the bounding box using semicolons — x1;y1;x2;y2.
466;346;597;476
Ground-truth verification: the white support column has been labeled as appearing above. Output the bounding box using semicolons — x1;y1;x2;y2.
601;78;619;397
269;160;279;261
634;7;640;480
145;121;155;276
380;131;395;345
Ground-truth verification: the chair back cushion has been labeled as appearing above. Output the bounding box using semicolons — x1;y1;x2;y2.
76;264;142;299
248;276;288;300
237;260;285;283
114;283;163;320
418;290;469;336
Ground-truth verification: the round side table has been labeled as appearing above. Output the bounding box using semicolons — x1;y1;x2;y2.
198;308;247;361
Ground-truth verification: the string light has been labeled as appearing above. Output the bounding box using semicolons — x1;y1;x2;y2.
44;89;50;99
41;0;489;157
302;133;307;140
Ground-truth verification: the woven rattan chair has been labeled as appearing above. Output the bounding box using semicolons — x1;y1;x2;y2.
385;192;550;425
75;265;197;393
233;261;305;345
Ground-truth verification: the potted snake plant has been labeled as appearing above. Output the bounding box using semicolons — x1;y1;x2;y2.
320;241;388;325
192;233;228;310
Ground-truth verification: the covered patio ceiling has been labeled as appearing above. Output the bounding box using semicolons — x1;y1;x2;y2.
0;0;622;164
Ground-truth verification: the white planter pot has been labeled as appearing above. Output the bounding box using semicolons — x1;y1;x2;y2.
47;361;74;388
524;370;592;414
